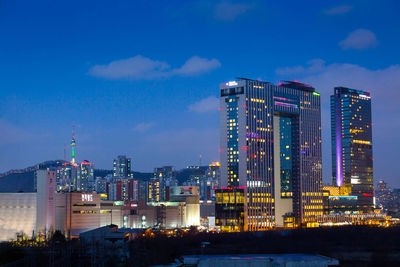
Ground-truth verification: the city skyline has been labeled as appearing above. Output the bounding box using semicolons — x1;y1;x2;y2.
1;0;400;188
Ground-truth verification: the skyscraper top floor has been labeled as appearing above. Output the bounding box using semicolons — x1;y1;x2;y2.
220;78;316;93
334;87;371;97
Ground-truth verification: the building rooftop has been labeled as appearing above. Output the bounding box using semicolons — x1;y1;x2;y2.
334;86;370;97
279;80;315;92
221;78;316;93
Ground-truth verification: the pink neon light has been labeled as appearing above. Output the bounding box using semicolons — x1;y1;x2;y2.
218;186;246;190
81;162;94;165
273;96;290;101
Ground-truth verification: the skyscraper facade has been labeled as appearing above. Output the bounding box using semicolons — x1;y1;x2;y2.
218;78;323;230
113;155;133;178
56;162;77;192
95;177;108;194
77;160;95;191
331;87;373;212
153;166;177;202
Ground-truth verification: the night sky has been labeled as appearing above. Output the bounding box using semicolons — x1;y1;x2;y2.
1;0;399;187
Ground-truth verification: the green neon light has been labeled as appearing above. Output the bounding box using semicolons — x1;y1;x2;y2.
313;92;320;96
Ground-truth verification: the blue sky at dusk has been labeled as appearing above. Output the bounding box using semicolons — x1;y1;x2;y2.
1;0;400;186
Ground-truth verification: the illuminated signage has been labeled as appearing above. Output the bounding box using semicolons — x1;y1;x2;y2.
359;94;371;99
82;194;93;202
114;201;124;206
225;81;238;86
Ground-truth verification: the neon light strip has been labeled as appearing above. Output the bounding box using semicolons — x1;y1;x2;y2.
217;186;246;190
335;96;343;187
273;96;296;102
274;102;298;109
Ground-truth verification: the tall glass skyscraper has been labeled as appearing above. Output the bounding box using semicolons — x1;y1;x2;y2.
331;87;373;212
218;78;323;231
113;155;133;178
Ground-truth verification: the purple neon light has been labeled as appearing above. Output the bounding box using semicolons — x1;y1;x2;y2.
335;97;343;187
336;135;343;186
274;101;298;109
273;96;294;102
246;132;260;138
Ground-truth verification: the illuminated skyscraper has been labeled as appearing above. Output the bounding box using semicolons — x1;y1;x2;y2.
331;87;373;212
113;155;133;178
95;177;108;194
56;162;77;192
77;160;95;191
218;78;323;230
147;179;160;202
153;166;177;202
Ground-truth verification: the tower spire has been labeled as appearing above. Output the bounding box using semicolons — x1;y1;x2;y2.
71;121;76;164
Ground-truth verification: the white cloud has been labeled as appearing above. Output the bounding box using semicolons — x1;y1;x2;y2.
276;60;400;184
173;56;221;76
214;1;253;21
133;122;154;132
339;29;378;50
89;55;221;80
322;5;353;15
88;55;170;80
188;96;219;113
276;60;400;108
275;59;326;76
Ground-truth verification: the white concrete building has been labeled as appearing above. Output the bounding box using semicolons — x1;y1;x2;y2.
0;169;56;241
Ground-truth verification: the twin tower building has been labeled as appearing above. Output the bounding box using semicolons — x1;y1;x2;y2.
217;78;373;231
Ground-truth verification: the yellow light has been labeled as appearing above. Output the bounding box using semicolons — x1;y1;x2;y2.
353;140;371;145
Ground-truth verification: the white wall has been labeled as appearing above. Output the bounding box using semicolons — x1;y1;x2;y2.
0;193;37;241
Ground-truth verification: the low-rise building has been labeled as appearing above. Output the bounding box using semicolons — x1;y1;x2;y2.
55;191;124;238
0;169;56;241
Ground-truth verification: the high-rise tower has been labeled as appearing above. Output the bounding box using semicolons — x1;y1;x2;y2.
331;87;373;212
217;78;323;231
113;155;133;178
71;122;76;164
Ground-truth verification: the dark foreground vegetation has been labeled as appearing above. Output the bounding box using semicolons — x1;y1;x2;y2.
1;226;400;266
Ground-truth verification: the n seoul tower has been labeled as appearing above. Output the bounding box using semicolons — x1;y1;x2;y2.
71;121;76;164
